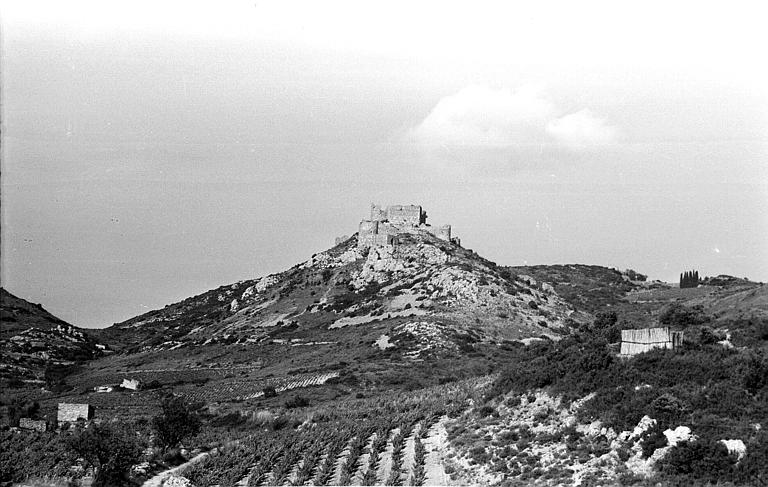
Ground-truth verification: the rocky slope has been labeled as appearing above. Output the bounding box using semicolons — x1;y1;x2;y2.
0;288;108;381
102;231;591;356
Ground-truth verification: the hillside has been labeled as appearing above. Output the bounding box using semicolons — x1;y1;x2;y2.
93;231;592;379
2;210;766;486
0;288;107;382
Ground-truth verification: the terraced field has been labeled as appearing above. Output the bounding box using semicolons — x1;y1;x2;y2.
171;380;487;487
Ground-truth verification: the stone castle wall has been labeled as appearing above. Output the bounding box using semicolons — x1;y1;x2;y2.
386;205;425;226
358;203;457;249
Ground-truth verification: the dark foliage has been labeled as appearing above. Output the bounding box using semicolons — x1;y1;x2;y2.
152;395;201;450
659;440;735;483
68;422;143;486
262;386;278;398
659;303;709;328
640;422;667;458
1;430;79;483
679;270;700;289
6;399;40;427
284;395;310;409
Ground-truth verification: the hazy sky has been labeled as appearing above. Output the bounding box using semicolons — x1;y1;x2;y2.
2;1;767;328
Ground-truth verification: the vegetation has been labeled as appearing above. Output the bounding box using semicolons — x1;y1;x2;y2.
67;423;143;486
152;395;202;451
679;269;700;288
483;310;768;485
0;430;79;484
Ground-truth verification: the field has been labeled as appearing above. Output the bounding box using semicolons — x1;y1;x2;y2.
153;379;489;487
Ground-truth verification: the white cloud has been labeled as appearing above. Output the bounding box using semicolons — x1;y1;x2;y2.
411;85;555;148
546;109;618;150
411;85;618;157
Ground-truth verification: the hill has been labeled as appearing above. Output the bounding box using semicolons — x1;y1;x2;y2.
83;229;593;399
0;288;108;383
1;206;766;486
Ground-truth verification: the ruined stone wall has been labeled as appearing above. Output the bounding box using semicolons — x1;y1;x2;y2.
386;205;424;226
358;233;394;249
437;224;451;241
359;220;379;236
57;403;92;423
19;418;47;432
370;204;387;222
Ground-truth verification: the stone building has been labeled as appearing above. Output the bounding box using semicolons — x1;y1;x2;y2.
620;327;683;356
121;378;141;390
57;403;93;423
358;203;459;249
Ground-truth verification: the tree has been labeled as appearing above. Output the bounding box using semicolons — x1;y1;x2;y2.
68;422;142;486
680;269;700;289
593;311;618;330
659;303;708;328
152;395;201;451
7;399;40;427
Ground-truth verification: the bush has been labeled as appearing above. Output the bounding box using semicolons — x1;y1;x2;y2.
284;395;309;409
659;440;735;483
640;423;667;458
593;311;618;330
68;423;142;486
263;386;278;398
152;395;201;450
650;393;689;425
659;304;709;328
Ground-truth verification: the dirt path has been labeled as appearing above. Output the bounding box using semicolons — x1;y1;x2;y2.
141;451;210;487
423;417;451;486
330;437;354;485
399;424;421;485
375;427;399;484
351;433;377;485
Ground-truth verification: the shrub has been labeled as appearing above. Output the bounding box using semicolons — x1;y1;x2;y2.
593;311;618;330
659;304;708;328
650;393;689;425
659;440;735;482
152;395;201;450
284;395;310;409
262;386;278;398
640;423;667;458
67;423;142;486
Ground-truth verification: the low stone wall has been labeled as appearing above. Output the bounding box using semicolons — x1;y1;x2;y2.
19;418;47;432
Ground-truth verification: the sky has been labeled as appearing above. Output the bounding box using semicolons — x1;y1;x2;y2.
1;0;767;328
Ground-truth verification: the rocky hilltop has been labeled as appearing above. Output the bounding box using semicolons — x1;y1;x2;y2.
2;206;766;487
103;217;591;356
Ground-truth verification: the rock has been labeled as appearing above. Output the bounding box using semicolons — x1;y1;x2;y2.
230;299;239;312
663;426;693;447
629;415;656;440
720;439;746;459
162;475;194;487
240;286;255;300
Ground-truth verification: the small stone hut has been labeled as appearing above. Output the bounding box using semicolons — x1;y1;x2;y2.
121;378;141;390
57;403;93;423
620;327;683;357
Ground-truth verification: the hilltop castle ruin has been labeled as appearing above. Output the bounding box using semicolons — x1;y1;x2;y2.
358;203;460;249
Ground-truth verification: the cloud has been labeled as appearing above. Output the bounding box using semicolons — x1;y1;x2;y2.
546;109;618;150
411;85;555;148
411;85;618;157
